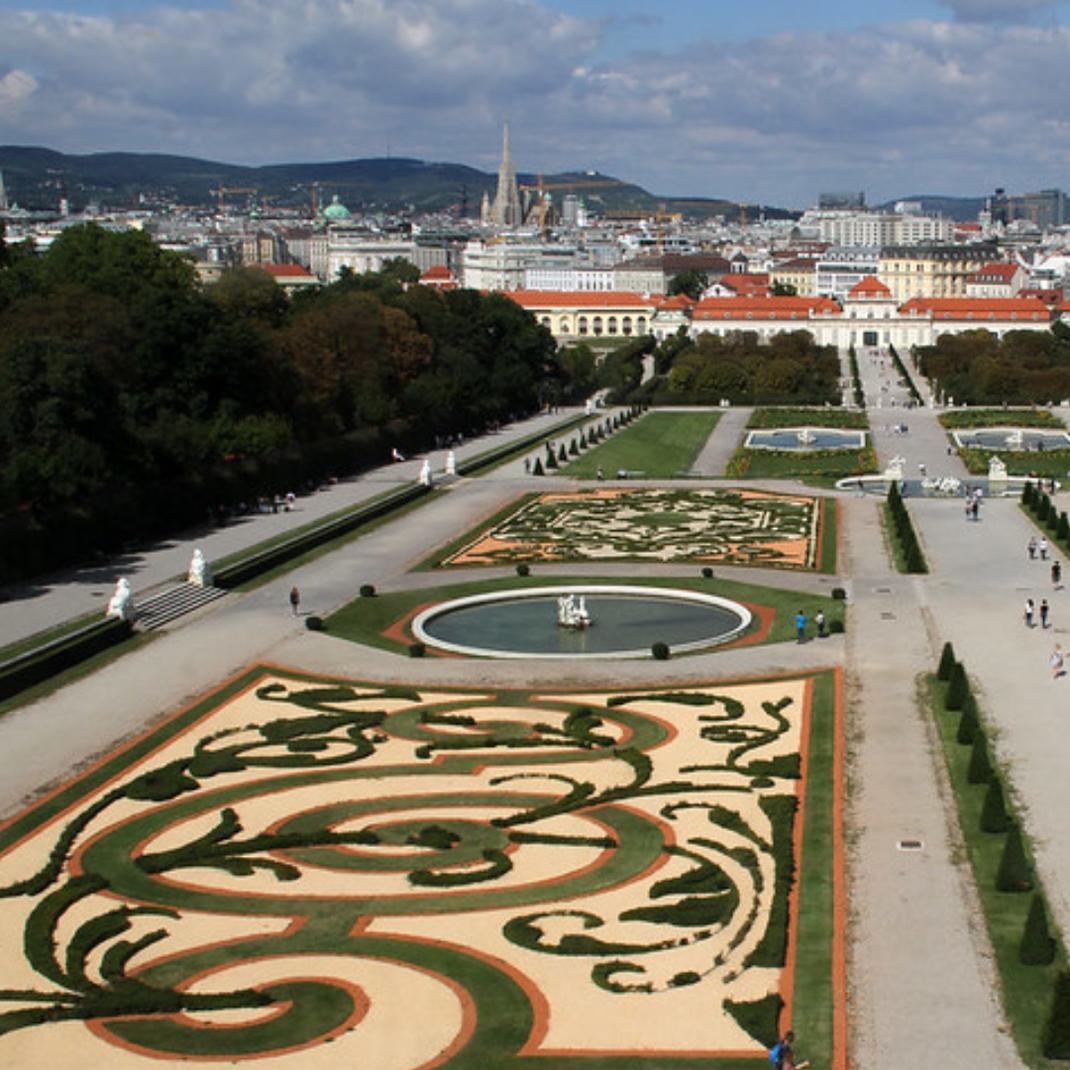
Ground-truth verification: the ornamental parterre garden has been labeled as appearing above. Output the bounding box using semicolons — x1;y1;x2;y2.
0;666;844;1070
441;487;829;571
0;464;847;1070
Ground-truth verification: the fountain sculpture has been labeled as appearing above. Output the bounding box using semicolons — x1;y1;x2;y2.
557;593;592;629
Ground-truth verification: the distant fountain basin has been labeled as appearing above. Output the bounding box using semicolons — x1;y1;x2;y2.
952;428;1070;451
746;428;866;452
413;585;752;659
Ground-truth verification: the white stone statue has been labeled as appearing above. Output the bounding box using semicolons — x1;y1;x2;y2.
796;428;817;445
1006;430;1024;448
419;459;432;486
188;547;212;587
884;456;906;481
445;450;457;476
106;577;135;622
989;455;1008;481
557;593;592;629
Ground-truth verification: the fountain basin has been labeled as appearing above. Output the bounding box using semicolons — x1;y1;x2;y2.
745;428;866;451
952;428;1070;451
413;585;752;659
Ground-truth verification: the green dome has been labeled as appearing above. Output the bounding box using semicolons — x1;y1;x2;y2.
322;195;351;220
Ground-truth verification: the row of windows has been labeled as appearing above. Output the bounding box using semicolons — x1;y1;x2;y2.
538;315;649;336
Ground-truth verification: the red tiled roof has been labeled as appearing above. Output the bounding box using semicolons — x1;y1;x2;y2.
422;265;453;280
259;263;314;279
970;263;1018;281
692;295;842;320
848;275;892;298
900;297;1049;320
657;294;695;311
503;291;663;310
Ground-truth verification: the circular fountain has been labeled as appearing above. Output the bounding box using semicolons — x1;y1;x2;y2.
413;586;752;659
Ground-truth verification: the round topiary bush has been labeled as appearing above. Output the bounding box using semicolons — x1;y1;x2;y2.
832;587;847;600
701;566;714;579
652;641;670;660
408;641;426;658
305;614;324;631
516;563;530;577
829;619;845;634
360;584;376;598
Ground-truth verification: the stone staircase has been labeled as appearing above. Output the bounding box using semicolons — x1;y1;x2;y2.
133;583;229;632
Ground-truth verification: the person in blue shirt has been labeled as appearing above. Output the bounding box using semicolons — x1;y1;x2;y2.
796;610;807;643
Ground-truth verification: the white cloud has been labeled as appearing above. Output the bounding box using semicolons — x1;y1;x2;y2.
0;1;1069;204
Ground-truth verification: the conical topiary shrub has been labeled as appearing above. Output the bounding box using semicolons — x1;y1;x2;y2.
980;777;1010;834
945;661;970;711
1021;893;1056;966
937;641;957;681
1043;970;1070;1059
996;823;1034;893
532;456;545;476
966;732;993;785
956;693;979;746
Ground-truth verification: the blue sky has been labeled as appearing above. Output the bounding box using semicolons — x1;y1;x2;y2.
1;0;1070;208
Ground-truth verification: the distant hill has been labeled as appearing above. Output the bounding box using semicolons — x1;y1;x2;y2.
0;145;787;221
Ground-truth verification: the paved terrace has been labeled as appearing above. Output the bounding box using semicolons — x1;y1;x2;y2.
2;372;1069;1069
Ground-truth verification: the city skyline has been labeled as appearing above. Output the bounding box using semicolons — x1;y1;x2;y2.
0;0;1069;208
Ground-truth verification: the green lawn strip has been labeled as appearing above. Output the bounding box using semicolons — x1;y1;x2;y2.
323;574;844;654
747;409;870;430
726;446;879;483
818;500;839;575
563;410;721;479
939;410;1064;430
959;447;1070;478
790;669;839;1068
928;675;1067;1068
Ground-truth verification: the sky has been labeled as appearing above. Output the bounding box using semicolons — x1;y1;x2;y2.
1;0;1070;208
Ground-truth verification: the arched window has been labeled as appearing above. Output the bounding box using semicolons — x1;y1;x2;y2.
593;316;603;335
622;316;633;335
578;316;588;335
607;316;618;334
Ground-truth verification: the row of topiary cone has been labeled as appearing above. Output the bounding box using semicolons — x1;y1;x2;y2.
939;640;1070;1058
530;406;641;475
886;480;928;573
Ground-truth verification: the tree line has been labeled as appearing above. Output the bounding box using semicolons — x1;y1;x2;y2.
916;325;1070;406
0;223;562;582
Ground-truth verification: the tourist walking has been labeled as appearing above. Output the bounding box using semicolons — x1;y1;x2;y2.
1025;598;1036;628
1041;599;1050;628
1053;561;1062;589
1052;644;1064;679
1028;536;1038;560
289;586;301;616
1040;537;1049;560
796;610;807;643
815;610;826;638
769;1030;797;1070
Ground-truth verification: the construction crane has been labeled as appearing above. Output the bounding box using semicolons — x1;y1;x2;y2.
211;187;257;213
518;174;627;234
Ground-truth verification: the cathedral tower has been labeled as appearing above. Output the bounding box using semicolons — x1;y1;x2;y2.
490;121;522;227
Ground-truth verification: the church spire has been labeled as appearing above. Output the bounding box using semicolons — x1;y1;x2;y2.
491;120;522;227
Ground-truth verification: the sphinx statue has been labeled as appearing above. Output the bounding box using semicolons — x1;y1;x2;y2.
106;578;135;622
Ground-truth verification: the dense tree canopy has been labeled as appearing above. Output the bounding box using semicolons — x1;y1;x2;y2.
661;330;840;405
917;328;1070;405
0;224;559;575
